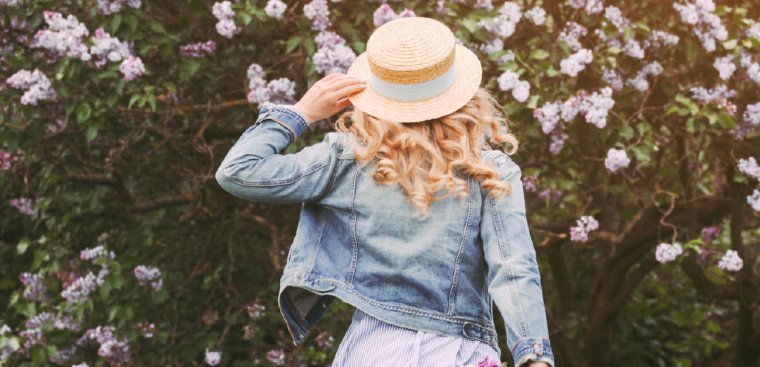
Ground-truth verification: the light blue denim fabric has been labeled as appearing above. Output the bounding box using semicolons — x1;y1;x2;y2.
215;101;555;367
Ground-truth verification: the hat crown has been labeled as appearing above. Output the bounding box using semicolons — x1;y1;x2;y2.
366;17;456;85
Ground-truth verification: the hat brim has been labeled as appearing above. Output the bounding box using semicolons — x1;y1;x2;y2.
346;44;482;123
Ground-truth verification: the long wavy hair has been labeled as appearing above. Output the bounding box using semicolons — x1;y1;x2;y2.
333;87;519;218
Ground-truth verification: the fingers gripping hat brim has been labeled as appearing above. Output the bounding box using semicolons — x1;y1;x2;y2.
346;44;483;124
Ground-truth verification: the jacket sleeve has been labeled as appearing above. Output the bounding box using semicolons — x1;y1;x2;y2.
480;151;555;367
214;101;343;203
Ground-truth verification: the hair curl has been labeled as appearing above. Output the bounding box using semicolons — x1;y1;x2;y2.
333;87;519;218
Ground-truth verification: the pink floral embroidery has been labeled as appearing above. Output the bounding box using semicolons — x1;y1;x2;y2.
477;355;500;367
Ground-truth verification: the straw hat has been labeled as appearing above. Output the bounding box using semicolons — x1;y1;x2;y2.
346;16;483;123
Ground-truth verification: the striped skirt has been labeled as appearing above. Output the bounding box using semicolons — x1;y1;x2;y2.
330;308;502;367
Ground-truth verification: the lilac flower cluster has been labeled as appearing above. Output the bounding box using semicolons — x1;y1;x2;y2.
623;38;645;59
743;102;760;126
478;2;522;39
533;88;615;154
315;330;334;349
134;265;163;291
61;270;108;303
559;22;587;51
212;1;240;38
717;250;743;271
1;0;19;5
603;6;629;30
689;84;737;115
6;69;57;105
497;70;530;103
181;40;216;58
644;30;680;49
628;62;663;92
701;225;720;244
738;157;760;180
712;55;735;80
1;150;21;170
97;0;142;15
313;31;357;74
521;175;537;193
570;215;599;242
10;197;38;217
246;302;266;319
119;55;145;81
523;7;546;26
673;0;727;52
19;272;47;301
205;348;222;366
740;51;760;85
604;148;631;172
602;67;624;91
264;0;287;20
90;28;132;68
568;0;604;15
246;63;297;106
266;349;286;366
655;242;683;263
31;11;90;61
80;245;116;262
373;4;416;28
84;325;132;366
560;48;593;77
747;189;760;212
304;0;331;31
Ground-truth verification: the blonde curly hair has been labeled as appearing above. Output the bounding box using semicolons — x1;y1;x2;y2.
333;87;519;218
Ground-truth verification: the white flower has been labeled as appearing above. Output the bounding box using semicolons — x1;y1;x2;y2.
119;55;145;81
215;18;240;38
512;81;530;103
212;1;234;20
713;55;735;80
655;242;683;263
744;102;760;126
560;48;593;77
6;69;57;105
717;249;743;271
623;38;645;59
205;349;222;366
604;148;630;172
264;0;287;19
478;1;522;39
738;157;760;181
580;87;615;128
748;189;760;212
523;7;546;25
570;215;599;242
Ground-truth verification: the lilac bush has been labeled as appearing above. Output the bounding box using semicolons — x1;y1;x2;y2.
1;1;759;366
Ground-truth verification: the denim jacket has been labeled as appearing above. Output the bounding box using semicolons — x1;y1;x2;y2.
215;101;555;367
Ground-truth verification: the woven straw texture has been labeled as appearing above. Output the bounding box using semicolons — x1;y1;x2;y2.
346;18;482;123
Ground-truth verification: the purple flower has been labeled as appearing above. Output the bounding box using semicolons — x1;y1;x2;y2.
560;48;593;77
313;31;357;75
304;0;330;31
10;197;38;217
119;55;145;81
316;330;334;349
570;215;599;242
604;148;630;172
6;69;57;105
19;272;48;301
134;265;163;291
717;249;743;271
31;11;91;61
205;348;221;366
1;150;21;171
265;0;287;19
266;349;285;366
181;40;217;58
701;226;721;244
655;242;683;264
97;0;142;15
90;28;132;67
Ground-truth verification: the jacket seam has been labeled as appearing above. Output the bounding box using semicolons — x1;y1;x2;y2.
490;190;529;338
221;159;329;187
346;165;361;288
308;209;328;274
447;177;474;315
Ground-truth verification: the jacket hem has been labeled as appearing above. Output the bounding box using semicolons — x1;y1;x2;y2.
277;269;502;357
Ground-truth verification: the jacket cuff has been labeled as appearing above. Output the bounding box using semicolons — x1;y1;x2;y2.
256;102;309;143
512;337;555;367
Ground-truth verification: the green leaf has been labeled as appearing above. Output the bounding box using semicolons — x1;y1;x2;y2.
722;39;737;50
76;102;92;124
110;14;123;33
304;38;316;55
286;36;302;53
462;18;479;33
128;94;141;109
17;237;30;255
240;12;253;26
529;49;550;60
86;125;99;142
527;95;539;109
619;124;635;140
